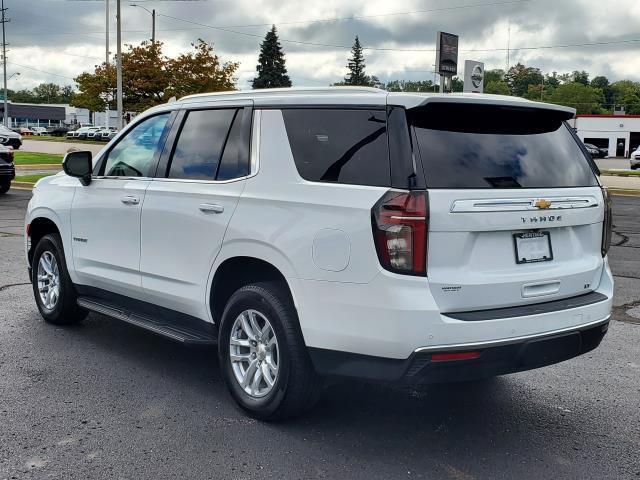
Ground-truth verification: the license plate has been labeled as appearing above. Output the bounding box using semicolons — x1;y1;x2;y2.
513;231;553;264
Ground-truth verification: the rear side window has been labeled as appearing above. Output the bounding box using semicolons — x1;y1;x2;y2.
168;109;237;180
409;104;598;189
282;109;390;187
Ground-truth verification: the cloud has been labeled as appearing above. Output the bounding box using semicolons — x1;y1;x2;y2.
6;0;640;91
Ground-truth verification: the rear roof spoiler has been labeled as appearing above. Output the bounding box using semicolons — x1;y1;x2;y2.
392;93;576;120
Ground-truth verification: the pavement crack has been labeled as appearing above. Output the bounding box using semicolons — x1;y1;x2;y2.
0;282;30;292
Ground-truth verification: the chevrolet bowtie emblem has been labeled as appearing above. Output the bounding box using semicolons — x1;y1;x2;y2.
534;199;552;209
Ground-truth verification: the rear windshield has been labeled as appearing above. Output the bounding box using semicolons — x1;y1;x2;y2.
408;104;598;189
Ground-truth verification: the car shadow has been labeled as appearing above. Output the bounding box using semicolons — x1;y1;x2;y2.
52;311;615;478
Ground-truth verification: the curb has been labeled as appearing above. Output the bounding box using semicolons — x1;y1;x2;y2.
12;181;37;189
607;188;640;197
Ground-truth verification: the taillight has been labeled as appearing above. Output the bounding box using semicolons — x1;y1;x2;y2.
601;186;612;257
371;190;428;276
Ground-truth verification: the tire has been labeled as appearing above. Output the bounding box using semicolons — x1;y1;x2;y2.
0;181;9;194
218;281;322;420
31;233;87;325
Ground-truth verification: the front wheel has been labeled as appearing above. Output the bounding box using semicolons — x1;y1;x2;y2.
218;282;322;420
31;233;87;325
0;181;9;194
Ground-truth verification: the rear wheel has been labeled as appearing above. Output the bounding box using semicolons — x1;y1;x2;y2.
32;234;87;325
218;281;322;420
0;181;9;194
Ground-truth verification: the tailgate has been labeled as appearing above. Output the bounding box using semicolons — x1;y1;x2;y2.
427;187;604;312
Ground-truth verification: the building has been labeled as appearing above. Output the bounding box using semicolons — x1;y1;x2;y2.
0;102;90;128
570;114;640;157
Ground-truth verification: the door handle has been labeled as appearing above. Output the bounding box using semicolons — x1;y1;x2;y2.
121;195;140;206
199;203;224;214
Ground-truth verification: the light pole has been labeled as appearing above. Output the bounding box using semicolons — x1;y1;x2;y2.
1;0;8;127
116;0;123;130
130;4;155;43
105;0;110;128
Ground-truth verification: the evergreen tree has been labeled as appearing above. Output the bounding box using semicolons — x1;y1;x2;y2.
343;36;371;86
252;26;291;89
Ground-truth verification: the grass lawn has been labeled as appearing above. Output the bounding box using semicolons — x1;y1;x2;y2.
26;135;103;145
14;151;63;165
14;173;55;183
600;169;640;176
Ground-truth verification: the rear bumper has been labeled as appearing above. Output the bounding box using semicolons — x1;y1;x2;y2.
309;318;609;383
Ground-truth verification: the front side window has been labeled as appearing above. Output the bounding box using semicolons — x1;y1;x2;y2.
168;109;237;181
103;113;171;177
282;109;391;187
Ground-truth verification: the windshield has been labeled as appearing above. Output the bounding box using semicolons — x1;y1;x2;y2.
409;103;598;189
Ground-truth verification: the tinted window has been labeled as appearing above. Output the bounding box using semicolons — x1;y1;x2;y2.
168;109;236;180
282;109;390;187
409;104;598;189
103;113;170;177
217;109;245;181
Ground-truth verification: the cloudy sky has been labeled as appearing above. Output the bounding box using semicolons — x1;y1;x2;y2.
7;0;640;91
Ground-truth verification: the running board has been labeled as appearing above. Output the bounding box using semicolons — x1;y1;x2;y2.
77;296;217;346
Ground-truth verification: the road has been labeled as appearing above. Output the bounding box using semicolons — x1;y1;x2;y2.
21;140;105;156
0;189;639;479
594;157;634;170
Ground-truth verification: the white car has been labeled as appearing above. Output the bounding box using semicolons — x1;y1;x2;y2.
25;88;613;420
0;125;22;149
631;147;640;170
30;127;48;136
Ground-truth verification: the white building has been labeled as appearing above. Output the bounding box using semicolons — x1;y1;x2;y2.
570;114;640;157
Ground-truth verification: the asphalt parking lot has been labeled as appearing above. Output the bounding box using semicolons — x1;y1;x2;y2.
1;188;639;479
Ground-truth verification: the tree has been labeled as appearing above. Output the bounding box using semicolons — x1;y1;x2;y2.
252;26;291;89
485;80;510;95
505;63;543;96
166;39;238;98
73;40;238;112
610;80;640;114
590;75;613;105
342;36;372;86
546;83;604;114
572;70;589;86
484;69;504;85
384;80;435;92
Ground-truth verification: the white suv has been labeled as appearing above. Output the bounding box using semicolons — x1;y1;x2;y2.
25;87;613;420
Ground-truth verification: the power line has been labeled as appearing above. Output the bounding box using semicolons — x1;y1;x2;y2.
157;12;640;54
6;61;76;80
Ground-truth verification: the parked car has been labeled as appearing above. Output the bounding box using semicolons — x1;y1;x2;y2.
97;126;118;141
631;147;640;170
66;126;95;139
583;143;608;158
25;88;613;420
85;127;104;140
47;126;69;137
15;127;33;136
0;144;15;194
30;127;48;136
0;126;22;149
77;127;101;140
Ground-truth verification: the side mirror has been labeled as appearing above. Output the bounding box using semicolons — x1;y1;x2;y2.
63;151;93;186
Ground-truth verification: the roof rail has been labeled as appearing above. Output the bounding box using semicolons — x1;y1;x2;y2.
179;86;386;101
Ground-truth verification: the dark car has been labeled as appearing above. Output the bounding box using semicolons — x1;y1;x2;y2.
47;126;70;137
0;145;15;194
584;143;608;158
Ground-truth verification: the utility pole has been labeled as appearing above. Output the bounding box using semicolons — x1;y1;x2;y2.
1;0;8;128
131;4;156;43
506;22;511;71
116;0;123;130
105;0;110;128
